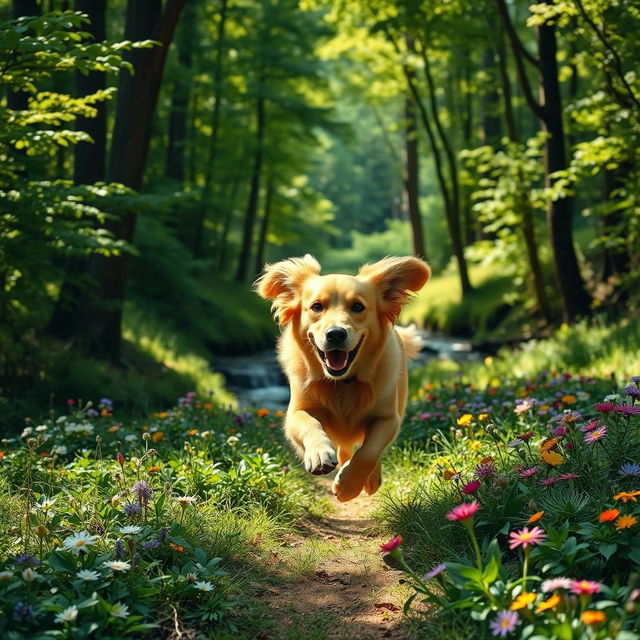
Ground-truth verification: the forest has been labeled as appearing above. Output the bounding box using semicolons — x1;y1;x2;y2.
0;1;639;638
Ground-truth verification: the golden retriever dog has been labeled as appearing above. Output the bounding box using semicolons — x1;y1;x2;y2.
255;255;430;502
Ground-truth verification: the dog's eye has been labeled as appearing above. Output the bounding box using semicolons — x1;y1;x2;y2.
310;302;324;312
351;301;365;312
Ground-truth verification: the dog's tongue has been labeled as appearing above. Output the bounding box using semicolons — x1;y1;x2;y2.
325;349;348;371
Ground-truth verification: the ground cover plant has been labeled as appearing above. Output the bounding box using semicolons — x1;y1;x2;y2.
380;371;640;638
0;395;311;638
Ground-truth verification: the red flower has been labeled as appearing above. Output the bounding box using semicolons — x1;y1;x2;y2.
594;403;616;413
380;536;403;553
462;480;481;494
117;452;125;468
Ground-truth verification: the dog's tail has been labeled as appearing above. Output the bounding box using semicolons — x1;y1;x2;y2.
396;324;423;360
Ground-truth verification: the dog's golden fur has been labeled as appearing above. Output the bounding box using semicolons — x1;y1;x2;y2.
255;255;430;501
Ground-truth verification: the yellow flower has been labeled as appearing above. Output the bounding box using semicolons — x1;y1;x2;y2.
108;425;120;433
478;413;489;422
187;429;198;436
614;514;638;530
151;431;164;443
469;441;481;450
484;356;493;366
581;610;606;625
536;593;561;612
561;394;577;404
153;412;169;419
539;404;550;411
275;410;285;418
457;414;473;427
541;450;564;466
613;491;640;503
510;592;536;610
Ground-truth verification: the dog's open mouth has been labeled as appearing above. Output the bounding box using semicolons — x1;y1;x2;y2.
316;336;364;378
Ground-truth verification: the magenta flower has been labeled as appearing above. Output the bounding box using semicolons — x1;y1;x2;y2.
380;536;403;553
489;610;519;637
584;426;608;444
462;480;481;494
475;463;497;479
518;467;539;479
508;526;547;550
550;426;567;436
559;473;580;481
594;402;616;413
580;419;600;432
570;580;602;595
539;477;560;486
614;404;640;416
423;562;447;580
446;501;480;522
116;452;125;468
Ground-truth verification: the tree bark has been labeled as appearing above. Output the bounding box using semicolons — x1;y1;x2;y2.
235;92;265;282
78;0;186;358
253;175;274;277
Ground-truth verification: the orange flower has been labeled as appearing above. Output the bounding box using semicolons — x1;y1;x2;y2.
613;491;640;503
510;592;536;610
443;468;458;481
147;465;161;474
151;431;164;443
536;593;561;612
203;402;214;409
169;542;186;552
599;508;620;522
100;409;112;416
540;437;560;453
275;410;285;418
614;514;638;530
541;450;564;466
561;394;577;404
528;511;544;524
39;452;49;457
480;456;494;464
187;429;199;436
257;408;270;418
581;610;606;624
108;425;121;433
154;412;169;419
0;451;5;459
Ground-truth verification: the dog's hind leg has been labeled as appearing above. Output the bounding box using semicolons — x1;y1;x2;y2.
336;445;352;468
363;460;382;495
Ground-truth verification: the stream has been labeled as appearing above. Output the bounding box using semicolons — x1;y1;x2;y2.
212;332;485;410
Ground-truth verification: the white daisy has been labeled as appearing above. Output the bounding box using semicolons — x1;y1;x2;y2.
193;580;214;591
39;497;57;511
52;445;68;455
21;567;37;582
175;496;197;506
35;425;48;432
110;602;130;619
63;531;99;555
76;569;100;582
54;605;78;624
102;560;131;572
118;525;142;535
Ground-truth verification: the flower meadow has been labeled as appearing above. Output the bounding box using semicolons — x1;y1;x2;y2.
382;373;640;638
0;395;309;638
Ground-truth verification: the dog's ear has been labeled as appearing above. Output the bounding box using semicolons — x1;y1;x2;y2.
254;254;321;325
358;256;430;324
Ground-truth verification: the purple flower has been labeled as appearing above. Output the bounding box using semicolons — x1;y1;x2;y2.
619;462;640;478
475;463;497;479
86;408;99;417
157;527;168;543
614;404;640;416
115;539;124;561
550;426;567;436
123;503;142;517
490;610;519;637
14;553;41;566
624;385;640;398
132;480;152;507
13;602;34;622
423;563;447;580
143;539;160;550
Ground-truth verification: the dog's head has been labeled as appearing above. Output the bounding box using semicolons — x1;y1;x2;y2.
255;255;430;380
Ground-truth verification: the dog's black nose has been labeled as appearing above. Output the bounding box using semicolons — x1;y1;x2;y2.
326;327;347;345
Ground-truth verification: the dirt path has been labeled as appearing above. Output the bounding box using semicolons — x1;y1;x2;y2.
253;478;412;640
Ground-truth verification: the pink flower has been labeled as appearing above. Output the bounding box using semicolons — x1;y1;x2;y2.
475;463;497;479
490;610;519;637
446;501;480;522
584;426;608;444
594;402;616;413
380;536;403;553
539;476;560;486
570;580;602;595
614;404;640;416
462;480;481;494
551;426;567;436
559;473;580;481
542;577;572;592
580;419;600;432
514;398;535;414
508;526;547;550
519;467;539;479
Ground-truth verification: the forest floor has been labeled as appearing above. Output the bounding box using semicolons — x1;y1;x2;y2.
246;478;414;640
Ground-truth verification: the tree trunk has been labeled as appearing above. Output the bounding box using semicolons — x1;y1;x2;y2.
253;175;274;277
235;93;265;282
602;163;631;284
77;0;186;359
403;91;426;259
47;0;107;341
538;19;591;321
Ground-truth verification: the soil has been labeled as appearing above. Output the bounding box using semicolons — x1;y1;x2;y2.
252;478;412;640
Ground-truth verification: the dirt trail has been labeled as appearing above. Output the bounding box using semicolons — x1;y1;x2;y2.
254;478;411;640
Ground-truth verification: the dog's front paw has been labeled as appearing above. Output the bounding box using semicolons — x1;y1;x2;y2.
304;439;337;475
332;462;363;502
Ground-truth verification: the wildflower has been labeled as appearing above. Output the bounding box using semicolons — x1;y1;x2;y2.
132;480;152;507
604;394;620;402
584;426;607;444
527;511;544;524
508;439;523;448
169;542;186;552
194;580;215;591
561;394;577;404
541;577;572;592
518;431;535;440
613;490;640;503
175;496;197;507
257;407;270;418
619;462;640;477
489;610;519;637
475;463;497;479
143;539;160;550
151;431;164;443
541;450;564;466
423;563;447;580
550;426;567;436
519;467;539;479
54;605;78;624
478;413;489;422
13;602;34;622
443;468;459;481
614;514;638;530
63;531;99;555
102;560;131;572
115;539;124;560
514;399;535;414
599;508;620;522
536;593;561;612
110;602;130;619
0;571;13;581
21;567;37;582
76;569;100;581
581;610;606;624
594;402;616;413
123;503;142;517
446;501;479;522
119;525;142;535
615;404;640;416
540;437;560;452
15;553;41;566
508;526;546;550
559;473;580;481
117;452;125;468
380;536;403;552
570;580;601;595
462;480;481;494
510;592;536;610
457;414;473;426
